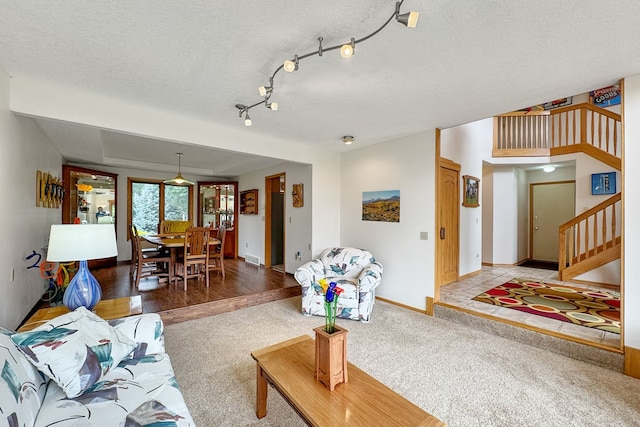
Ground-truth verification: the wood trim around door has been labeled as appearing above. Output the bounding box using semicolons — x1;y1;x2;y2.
264;173;285;268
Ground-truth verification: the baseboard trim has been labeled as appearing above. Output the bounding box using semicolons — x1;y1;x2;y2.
376;296;427;315
458;269;481;281
624;346;640;378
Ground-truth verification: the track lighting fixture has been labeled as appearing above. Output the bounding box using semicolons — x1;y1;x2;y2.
258;85;272;97
235;0;419;126
283;55;299;73
340;38;356;58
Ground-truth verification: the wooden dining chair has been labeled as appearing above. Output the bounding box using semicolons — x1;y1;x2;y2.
130;224;172;288
174;227;210;290
159;220;192;234
208;225;226;278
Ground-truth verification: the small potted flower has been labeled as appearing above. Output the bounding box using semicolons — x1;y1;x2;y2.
317;278;344;333
313;278;348;390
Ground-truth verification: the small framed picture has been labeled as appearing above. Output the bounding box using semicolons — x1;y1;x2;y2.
462;175;480;208
591;172;616;195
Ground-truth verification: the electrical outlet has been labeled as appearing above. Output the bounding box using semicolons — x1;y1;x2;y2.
245;243;248;248
419;232;428;240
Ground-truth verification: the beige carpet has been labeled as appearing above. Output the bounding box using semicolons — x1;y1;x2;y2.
164;297;640;427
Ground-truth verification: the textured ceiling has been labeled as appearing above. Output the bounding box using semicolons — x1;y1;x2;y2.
1;1;639;176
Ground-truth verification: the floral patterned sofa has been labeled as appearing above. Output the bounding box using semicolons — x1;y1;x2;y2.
294;247;383;322
0;308;194;427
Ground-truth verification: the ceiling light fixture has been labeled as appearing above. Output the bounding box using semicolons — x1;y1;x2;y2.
235;0;419;126
343;136;355;145
340;38;356;58
164;153;195;186
543;165;556;173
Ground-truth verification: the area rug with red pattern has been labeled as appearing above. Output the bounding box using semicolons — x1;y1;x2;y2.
472;278;620;334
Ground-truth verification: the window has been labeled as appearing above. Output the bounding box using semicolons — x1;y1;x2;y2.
127;178;194;236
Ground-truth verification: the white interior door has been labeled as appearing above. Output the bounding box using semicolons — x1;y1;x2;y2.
531;182;575;262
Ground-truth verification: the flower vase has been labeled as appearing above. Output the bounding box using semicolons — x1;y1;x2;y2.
313;325;348;391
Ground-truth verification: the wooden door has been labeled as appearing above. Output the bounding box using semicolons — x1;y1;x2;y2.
530;181;575;262
265;173;285;269
437;159;460;287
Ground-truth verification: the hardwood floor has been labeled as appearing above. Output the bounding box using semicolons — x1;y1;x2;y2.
69;259;300;326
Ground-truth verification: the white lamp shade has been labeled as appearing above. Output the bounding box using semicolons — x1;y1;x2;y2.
47;224;118;262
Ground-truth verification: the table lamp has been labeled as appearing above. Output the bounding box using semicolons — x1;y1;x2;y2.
46;224;118;311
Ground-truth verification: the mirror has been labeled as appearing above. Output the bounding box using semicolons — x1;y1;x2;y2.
198;181;238;258
61;165;118;267
63;165;117;225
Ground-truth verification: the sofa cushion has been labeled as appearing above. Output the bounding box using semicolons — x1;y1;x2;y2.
109;313;165;358
319;247;376;279
34;353;194;427
10;307;136;398
0;326;48;427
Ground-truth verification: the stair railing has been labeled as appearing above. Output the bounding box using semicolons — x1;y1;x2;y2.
493;103;621;169
558;193;621;280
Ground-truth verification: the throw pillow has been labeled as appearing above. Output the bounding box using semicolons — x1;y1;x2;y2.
10;307;136;398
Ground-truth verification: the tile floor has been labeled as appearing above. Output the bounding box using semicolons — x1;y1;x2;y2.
438;265;620;349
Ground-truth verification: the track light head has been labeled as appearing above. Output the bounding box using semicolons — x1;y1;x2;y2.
258;85;272;97
397;11;419;27
284;55;299;72
244;111;252;126
395;1;419;28
340;38;355;58
266;102;278;111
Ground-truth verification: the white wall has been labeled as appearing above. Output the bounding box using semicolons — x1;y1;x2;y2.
340;131;436;310
0;67;62;329
623;74;640;349
516;167;528;262
492;167;519;264
481;163;494;264
441;120;488;275
237;162;313;273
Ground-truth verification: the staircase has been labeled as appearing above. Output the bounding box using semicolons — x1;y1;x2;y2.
493;103;622;280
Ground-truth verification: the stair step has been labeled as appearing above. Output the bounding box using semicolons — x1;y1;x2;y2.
434;304;623;372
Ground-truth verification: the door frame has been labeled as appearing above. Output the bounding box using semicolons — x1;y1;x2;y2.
264;173;285;269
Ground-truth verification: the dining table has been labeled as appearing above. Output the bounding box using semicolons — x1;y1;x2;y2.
142;233;221;282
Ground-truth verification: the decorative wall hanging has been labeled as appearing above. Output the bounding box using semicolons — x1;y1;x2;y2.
590;84;621;108
591;172;616;195
362;190;400;222
292;183;304;207
462;175;480;208
36;170;63;208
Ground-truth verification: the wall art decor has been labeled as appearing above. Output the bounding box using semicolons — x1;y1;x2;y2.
292;183;303;207
462;175;480;208
36;170;63;208
590;84;621;107
591;172;616;195
362;190;400;222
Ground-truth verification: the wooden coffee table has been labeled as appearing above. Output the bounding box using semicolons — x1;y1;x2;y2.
18;296;143;332
251;335;446;426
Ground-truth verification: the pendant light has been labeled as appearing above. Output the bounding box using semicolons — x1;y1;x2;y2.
164;153;195;186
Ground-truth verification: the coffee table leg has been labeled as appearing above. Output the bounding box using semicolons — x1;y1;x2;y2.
256;363;268;418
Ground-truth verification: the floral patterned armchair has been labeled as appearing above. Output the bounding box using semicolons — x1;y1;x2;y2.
294;247;383;322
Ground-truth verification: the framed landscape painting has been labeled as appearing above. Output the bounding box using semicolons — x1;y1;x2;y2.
462;175;480;208
362;190;400;222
